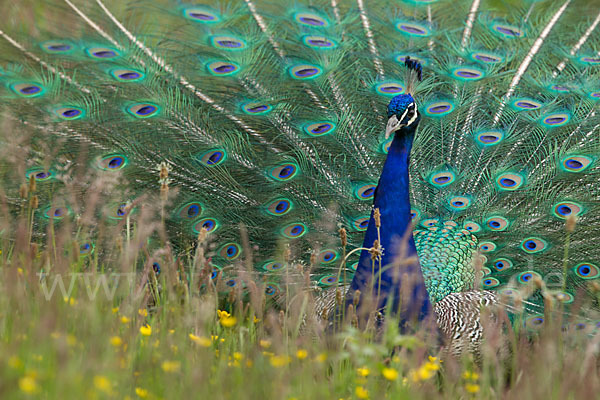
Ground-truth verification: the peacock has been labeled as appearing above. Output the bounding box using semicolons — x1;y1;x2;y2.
2;0;600;353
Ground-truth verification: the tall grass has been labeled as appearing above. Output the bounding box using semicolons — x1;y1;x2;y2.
0;154;599;400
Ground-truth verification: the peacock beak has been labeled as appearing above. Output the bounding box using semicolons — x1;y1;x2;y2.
385;115;405;139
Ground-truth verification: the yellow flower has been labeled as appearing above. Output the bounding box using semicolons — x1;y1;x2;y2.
463;371;479;380
63;297;76;306
357;367;370;377
217;310;231;319
138;309;148;317
121;316;131;324
17;267;24;276
135;387;149;398
112;307;119;314
296;349;308;360
315;353;327;363
259;339;271;349
168;329;175;335
189;334;212;347
220;316;237;328
465;383;480;394
409;364;436;382
9;356;23;369
246;360;254;367
270;355;291;367
93;375;112;393
253;316;260;323
382;367;399;381
233;352;244;361
19;376;39;394
110;336;123;347
355;386;369;399
424;360;440;372
66;334;77;347
139;324;152;336
161;360;181;373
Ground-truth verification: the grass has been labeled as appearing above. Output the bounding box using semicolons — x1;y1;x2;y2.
1;177;600;400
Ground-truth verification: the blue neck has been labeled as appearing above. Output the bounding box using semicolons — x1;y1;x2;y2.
349;127;431;325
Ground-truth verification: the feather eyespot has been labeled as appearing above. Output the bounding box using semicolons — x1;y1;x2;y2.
242;102;272;115
574;263;599;279
352;216;370;231
219;243;241;260
318;274;340;286
98;155;128;171
41;41;74;53
86;47;120;59
486;216;509;231
80;242;94;255
518;270;542;284
193;218;219;234
53;106;85;120
289;64;323;80
265;198;292;216
263;261;285;271
110;68;145;82
375;82;405;96
470;52;502;64
554;291;574;303
496;173;524;190
183;7;220;23
492;258;513;271
207;61;240;76
463;221;481;233
44;206;70;220
302;35;337;49
303;121;336;137
210;265;222;280
428;171;455;187
421;218;439;228
482;277;500;288
26;168;53;181
525;315;545;330
294;13;329;27
479;241;496;253
127;103;160;118
541;112;570;127
11;83;45;98
511;98;543;111
552;201;583;219
424;100;454;117
354;183;376;200
475;130;504;146
211;36;246;50
281;223;306;239
395;21;431;37
447;196;470;210
561;155;592;172
491;23;524;38
452;67;484;81
198;149;226;167
520;237;548;253
410;208;420;221
178;202;202;219
269;163;299;181
265;283;280;296
318;249;338;264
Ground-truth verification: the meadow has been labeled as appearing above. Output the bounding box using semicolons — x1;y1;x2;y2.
0;172;599;400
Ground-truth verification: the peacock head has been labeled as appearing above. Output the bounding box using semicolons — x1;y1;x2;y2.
385;93;420;139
